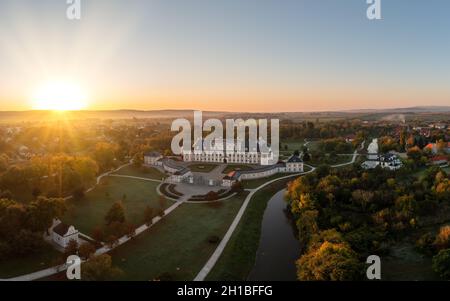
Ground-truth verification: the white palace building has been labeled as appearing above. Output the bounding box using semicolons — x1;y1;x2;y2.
144;138;304;187
182;138;277;165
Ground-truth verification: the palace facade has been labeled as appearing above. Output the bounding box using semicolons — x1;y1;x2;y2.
182;139;276;165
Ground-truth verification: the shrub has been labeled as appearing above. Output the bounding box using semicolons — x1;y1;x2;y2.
434;226;450;250
432;249;450;280
207;235;221;244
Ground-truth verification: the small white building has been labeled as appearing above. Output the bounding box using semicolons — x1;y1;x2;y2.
285;155;304;172
144;151;163;166
361;153;403;171
221;156;303;187
168;168;192;183
50;219;79;248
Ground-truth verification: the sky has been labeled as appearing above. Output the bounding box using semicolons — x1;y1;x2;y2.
0;0;449;112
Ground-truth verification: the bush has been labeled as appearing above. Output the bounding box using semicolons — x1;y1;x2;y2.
296;241;363;281
432;249;450;280
205;191;219;201
434;226;450;251
415;232;435;254
207;235;221;244
79;243;96;260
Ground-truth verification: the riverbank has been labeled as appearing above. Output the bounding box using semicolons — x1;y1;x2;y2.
247;189;300;281
206;179;292;280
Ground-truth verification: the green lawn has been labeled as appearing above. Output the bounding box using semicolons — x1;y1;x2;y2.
63;177;166;235
113;165;166;180
222;164;256;174
110;193;247;280
0;244;61;279
280;140;304;154
206;179;291;280
188;163;219;173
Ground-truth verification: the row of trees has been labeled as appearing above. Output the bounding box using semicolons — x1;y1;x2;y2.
0;154;99;199
0;197;66;259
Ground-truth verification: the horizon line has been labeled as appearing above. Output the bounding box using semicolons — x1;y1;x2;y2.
0;105;449;114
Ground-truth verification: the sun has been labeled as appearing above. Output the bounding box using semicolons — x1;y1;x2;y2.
31;81;89;111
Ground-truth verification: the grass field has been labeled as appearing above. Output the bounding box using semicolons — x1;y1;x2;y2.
0;244;61;279
188;163;219;172
308;154;353;166
206;179;292;280
63;176;166;235
280;139;305;154
222;164;256;174
113;165;166;180
110;193;247;280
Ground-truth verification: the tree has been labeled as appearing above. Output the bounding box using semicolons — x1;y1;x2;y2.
351;190;375;211
91;226;105;242
432;249;450;280
290;193;316;215
27;197;66;233
79;243;96;260
0;154;8;172
296;210;319;250
143;206;154;225
133;152;143;168
394;194;417;222
205;191;219;201
407;146;423;165
64;239;79;257
93;142;118;171
81;254;123;281
158;195;168;209
11;230;45;256
434;226;450;251
126;223;137;238
296;241;362;281
105;201;126;225
231;181;243;194
315;164;331;179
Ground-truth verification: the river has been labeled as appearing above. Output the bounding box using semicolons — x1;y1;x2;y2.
247;189;300;281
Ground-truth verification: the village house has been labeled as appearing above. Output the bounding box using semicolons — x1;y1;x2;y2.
424;142;450;155
361;153;403;171
49;219;80;249
431;155;449;167
345;134;356;143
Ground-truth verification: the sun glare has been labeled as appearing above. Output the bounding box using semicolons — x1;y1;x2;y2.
31;81;88;111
